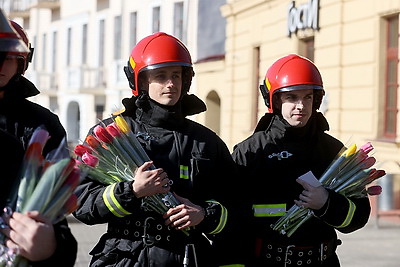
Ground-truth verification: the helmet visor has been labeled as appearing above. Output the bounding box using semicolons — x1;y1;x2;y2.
0;34;29;53
275;84;324;94
141;61;192;72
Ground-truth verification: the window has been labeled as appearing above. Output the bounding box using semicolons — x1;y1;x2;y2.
384;16;399;139
82;24;88;64
95;104;104;120
67;28;72;66
129;12;137;49
174;1;184;41
205;91;221;135
52;31;57;72
253;46;261;127
49;96;59;113
299;37;315;62
152;6;160;33
95;95;106;120
114;16;122;59
42;33;46;70
99;19;105;66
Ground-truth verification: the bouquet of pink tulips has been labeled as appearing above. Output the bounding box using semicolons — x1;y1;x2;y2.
74;115;181;217
0;126;82;267
271;142;385;237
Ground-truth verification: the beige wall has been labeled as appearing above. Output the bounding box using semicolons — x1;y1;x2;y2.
195;0;400;176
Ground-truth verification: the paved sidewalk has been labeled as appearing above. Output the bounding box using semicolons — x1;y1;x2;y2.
69;216;400;267
336;220;400;267
68;216;106;267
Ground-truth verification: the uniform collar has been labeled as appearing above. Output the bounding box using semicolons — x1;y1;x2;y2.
254;112;330;137
122;93;206;129
1;75;40;100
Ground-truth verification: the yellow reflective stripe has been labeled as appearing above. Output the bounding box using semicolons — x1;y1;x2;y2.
207;200;228;235
102;183;132;218
180;165;189;179
336;198;356;228
253;204;286;217
103;184;123;217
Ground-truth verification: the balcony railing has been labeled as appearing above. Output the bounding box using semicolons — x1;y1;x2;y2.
1;0;30;17
67;66;107;91
1;0;59;17
25;71;58;92
32;0;60;9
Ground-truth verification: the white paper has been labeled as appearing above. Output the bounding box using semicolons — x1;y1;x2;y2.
298;171;322;187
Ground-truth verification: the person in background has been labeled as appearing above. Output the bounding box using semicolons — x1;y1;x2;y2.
232;54;371;267
73;32;242;267
0;20;77;266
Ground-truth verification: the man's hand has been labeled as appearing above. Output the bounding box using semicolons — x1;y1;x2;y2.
132;161;171;198
163;194;205;230
0;211;56;262
295;178;329;210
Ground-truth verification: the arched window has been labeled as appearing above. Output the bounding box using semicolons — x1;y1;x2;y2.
205;90;221;135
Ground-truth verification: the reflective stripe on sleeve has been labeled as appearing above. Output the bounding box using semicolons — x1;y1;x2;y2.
180;165;189;179
207;200;228;235
253;204;286;217
102;183;132;218
335;198;356;228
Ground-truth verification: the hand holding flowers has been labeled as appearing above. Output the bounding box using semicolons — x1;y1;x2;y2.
131;161;172;198
0;126;82;267
294;178;329;210
2;211;57;262
272;142;385;237
74;115;181;221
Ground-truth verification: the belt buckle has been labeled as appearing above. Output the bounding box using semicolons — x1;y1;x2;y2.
142;216;155;246
319;242;329;262
284;244;325;266
284;245;295;266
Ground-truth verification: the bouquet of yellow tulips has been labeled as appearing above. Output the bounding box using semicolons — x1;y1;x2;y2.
272;142;385;237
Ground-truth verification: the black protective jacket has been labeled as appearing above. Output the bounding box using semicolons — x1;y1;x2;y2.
73;94;239;267
232;113;371;267
0;76;77;267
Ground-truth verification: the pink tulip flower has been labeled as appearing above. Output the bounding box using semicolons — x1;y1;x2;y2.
82;152;99;167
359;142;373;154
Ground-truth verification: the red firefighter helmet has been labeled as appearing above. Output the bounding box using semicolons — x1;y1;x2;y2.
9;20;33;74
124;32;194;96
0;11;29;72
259;54;324;113
0;10;29;54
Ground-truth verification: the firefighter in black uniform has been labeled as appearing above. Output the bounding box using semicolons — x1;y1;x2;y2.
232;54;371;266
73;32;241;267
0;20;77;266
